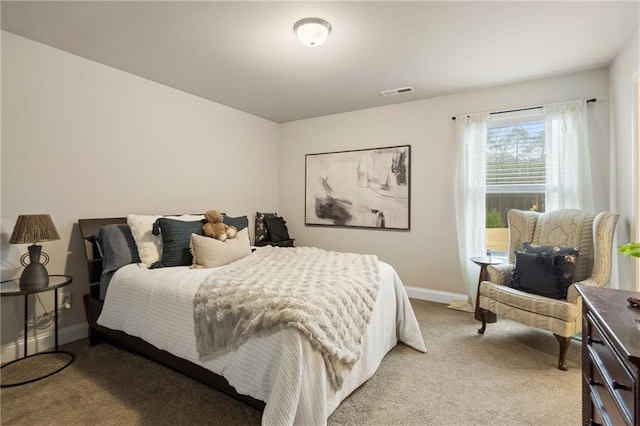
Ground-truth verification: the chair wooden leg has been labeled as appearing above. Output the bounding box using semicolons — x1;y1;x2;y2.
554;334;571;371
477;308;487;334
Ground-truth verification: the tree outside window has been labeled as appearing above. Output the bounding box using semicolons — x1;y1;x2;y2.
486;117;545;254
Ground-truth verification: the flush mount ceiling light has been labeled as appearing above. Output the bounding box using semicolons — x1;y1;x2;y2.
293;17;331;47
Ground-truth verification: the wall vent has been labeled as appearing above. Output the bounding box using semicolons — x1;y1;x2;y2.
380;86;415;97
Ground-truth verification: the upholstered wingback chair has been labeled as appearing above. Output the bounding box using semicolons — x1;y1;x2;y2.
478;209;619;370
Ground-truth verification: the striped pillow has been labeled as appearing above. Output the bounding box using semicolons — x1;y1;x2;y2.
153;218;204;268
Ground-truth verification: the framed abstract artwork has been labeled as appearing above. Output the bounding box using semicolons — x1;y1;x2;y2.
305;145;410;230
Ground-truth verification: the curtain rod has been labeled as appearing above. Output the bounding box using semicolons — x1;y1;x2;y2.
451;98;597;120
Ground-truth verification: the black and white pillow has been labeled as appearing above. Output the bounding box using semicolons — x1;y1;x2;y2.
255;212;278;243
509;242;579;299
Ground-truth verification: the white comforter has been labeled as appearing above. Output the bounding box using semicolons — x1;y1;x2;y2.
98;251;426;425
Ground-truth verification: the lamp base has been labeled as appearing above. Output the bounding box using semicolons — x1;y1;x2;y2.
19;245;50;289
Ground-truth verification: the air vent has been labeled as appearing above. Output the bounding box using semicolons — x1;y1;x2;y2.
380;86;415;97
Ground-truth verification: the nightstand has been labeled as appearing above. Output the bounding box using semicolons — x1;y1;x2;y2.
0;275;75;387
255;239;295;248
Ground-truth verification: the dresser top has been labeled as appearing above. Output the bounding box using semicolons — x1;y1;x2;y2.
576;285;640;367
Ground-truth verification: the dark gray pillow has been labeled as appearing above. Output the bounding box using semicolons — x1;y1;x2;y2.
92;224;141;300
92;224;140;274
223;214;250;243
255;212;277;243
264;216;290;242
222;214;249;232
152;218;204;268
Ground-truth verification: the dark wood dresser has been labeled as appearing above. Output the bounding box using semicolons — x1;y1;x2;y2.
576;285;640;426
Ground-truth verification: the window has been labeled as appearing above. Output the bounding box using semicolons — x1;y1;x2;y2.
485;110;545;254
455;100;591;308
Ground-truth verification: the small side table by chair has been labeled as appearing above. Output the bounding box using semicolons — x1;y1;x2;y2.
1;275;75;387
469;257;503;323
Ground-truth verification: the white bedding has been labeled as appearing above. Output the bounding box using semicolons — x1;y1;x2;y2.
97;250;426;425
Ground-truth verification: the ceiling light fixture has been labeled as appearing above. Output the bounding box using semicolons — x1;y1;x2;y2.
293;17;331;47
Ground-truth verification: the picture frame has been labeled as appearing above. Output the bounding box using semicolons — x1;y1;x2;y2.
305;145;410;230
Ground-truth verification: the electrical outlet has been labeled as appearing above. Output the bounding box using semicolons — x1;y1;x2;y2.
60;290;71;310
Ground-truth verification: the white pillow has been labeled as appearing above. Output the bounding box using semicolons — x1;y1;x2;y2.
190;228;251;268
127;214;204;267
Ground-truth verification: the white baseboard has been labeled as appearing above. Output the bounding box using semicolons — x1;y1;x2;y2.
1;322;88;364
405;286;468;304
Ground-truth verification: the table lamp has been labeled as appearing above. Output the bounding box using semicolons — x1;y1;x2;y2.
9;214;60;289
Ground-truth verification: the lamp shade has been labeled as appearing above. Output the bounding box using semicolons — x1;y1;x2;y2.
9;214;60;245
293;18;331;47
10;215;60;289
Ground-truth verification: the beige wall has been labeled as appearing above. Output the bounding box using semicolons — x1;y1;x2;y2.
2;28;635;352
609;28;640;291
0;32;281;347
279;69;612;295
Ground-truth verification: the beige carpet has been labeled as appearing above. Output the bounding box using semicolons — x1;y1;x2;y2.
1;300;581;425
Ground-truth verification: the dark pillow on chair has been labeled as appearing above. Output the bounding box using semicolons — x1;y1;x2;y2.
264;216;290;243
255;212;278;243
522;242;580;258
509;246;579;299
523;242;579;295
92;224;141;274
152;218;204;268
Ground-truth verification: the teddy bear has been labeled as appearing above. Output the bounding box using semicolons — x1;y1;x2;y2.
202;210;237;242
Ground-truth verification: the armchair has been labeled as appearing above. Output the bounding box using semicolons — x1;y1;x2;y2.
477;209;619;370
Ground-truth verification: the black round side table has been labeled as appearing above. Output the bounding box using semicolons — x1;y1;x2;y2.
469;256;503;323
1;275;75;387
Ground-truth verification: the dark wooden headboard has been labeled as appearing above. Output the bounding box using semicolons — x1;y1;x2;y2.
78;217;127;297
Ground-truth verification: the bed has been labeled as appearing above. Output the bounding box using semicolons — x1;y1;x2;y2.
78;216;426;425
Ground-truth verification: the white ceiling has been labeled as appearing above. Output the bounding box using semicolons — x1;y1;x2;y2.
2;1;638;123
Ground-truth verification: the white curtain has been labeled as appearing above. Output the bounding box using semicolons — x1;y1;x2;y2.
452;100;594;310
451;112;489;311
544;100;594;212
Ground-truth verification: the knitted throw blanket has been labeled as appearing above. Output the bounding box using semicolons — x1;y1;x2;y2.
193;246;380;390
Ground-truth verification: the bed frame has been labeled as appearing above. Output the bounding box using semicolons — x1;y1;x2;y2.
78;218;265;411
